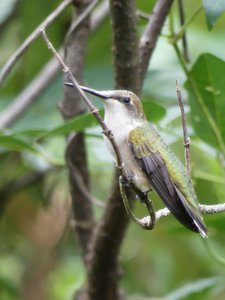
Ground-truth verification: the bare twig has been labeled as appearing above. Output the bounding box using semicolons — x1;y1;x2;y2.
0;0;73;86
86;1;141;299
110;0;140;93
141;203;225;225
178;0;190;62
0;1;108;129
119;177;155;230
91;0;109;28
62;0;96;265
67;156;105;208
200;203;225;215
139;0;174;85
176;80;191;177
65;0;98;44
40;29;124;171
0;52;61;129
137;10;151;21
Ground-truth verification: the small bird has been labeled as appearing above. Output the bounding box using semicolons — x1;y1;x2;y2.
66;83;207;237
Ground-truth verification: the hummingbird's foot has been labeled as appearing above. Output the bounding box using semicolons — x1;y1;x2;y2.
119;179;156;230
119;175;132;187
135;191;156;229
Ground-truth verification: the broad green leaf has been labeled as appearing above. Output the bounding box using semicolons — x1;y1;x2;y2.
185;53;225;150
193;170;225;185
171;139;225;207
142;98;166;122
0;275;19;298
166;277;218;300
203;0;225;30
41;112;101;139
0;135;37;152
12;129;47;138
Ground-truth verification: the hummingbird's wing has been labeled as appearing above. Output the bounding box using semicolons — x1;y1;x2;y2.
129;124;207;237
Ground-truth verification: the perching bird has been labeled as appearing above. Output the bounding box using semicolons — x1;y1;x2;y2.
65;83;207;238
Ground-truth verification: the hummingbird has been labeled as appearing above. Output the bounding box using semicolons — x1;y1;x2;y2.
65;83;207;237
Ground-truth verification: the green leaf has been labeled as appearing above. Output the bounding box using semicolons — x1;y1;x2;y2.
41;112;101;139
0;275;20;298
0;135;37;152
203;0;225;29
142;98;166;122
166;277;218;300
185;53;225;150
12;129;48;138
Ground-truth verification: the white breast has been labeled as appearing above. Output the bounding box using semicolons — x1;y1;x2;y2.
103;102;151;192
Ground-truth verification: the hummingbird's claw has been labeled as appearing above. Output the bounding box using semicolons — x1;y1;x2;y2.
119;175;130;187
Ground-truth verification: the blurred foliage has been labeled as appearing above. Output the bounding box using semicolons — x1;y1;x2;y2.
0;0;225;300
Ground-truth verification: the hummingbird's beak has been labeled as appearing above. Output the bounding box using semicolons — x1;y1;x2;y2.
64;82;110;99
79;85;110;99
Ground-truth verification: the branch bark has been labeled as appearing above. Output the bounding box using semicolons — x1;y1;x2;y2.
61;0;94;262
0;1;109;129
110;0;140;93
0;0;74;86
0;54;60;129
86;0;140;299
87;174;128;300
176;80;191;177
141;203;225;225
39;3;225;299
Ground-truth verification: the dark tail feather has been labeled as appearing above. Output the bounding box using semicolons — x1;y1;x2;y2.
174;186;208;238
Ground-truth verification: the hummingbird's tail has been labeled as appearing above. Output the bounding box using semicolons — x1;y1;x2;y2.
174;186;208;238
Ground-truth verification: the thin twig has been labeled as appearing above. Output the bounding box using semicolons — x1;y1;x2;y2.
178;0;190;63
139;0;174;85
137;10;151;21
67;157;105;208
90;0;109;28
176;80;191;177
40;28;124;173
0;0;73;86
65;0;98;45
0;52;61;129
119;177;155;230
0;1;108;129
141;203;225;225
171;5;202;44
200;203;225;214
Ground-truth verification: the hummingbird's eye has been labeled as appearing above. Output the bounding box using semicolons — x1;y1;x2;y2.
123;97;131;104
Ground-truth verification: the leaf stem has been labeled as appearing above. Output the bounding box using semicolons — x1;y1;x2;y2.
172;5;202;44
170;16;225;154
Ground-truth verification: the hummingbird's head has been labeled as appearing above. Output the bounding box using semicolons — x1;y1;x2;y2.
78;85;146;122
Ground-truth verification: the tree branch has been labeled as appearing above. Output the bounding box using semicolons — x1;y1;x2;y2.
141;203;225;226
175;80;191;177
0;0;74;86
59;0;96;263
109;0;140;93
40;29;123;168
0;1;109;129
139;0;174;85
0;53;61;129
86;1;141;299
178;0;190;63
